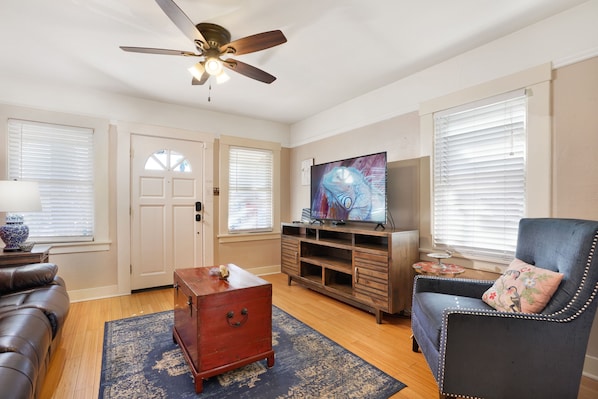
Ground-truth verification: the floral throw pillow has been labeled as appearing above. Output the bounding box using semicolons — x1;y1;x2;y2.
482;258;563;313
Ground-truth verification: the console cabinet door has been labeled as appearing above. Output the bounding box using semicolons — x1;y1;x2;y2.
353;250;390;311
281;236;300;276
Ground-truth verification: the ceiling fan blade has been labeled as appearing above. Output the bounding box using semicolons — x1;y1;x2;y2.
120;46;199;57
155;0;207;46
220;30;287;56
223;59;276;84
192;73;210;85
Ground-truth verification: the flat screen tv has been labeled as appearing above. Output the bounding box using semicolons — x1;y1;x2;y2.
310;152;387;224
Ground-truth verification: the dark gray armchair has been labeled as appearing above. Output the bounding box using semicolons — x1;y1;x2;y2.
411;218;598;399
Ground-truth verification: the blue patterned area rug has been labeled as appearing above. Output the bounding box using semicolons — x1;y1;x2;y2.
99;306;406;398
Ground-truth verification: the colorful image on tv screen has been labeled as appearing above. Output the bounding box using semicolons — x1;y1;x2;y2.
310;152;386;223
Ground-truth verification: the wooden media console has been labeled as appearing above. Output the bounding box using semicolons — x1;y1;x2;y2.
281;223;419;323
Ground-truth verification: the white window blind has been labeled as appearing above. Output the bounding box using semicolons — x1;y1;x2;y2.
228;146;273;233
433;90;526;262
7;119;95;241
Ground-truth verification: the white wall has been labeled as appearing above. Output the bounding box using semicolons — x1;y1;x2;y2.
288;113;420;221
290;0;598;147
0;78;290;146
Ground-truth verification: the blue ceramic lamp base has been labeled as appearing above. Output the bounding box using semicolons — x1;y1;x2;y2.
0;214;30;252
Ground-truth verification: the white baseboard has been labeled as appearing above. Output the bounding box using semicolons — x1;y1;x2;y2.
247;264;281;276
583;354;598;381
67;284;129;303
67;265;282;302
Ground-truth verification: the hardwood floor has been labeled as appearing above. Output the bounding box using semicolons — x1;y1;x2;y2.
40;273;598;399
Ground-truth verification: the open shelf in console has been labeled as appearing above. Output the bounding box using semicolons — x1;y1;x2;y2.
281;224;317;239
354;233;389;252
317;229;352;246
324;268;353;294
300;262;322;284
300;241;352;273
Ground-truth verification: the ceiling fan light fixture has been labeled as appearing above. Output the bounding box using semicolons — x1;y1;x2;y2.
188;63;205;80
121;1;287;85
216;70;230;84
204;57;223;76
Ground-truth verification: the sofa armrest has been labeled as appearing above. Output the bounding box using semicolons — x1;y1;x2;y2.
0;263;58;295
414;275;494;299
438;310;588;398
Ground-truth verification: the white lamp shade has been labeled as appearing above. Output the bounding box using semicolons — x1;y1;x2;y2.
0;181;42;212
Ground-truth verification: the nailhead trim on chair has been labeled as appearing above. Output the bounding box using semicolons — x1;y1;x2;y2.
436;231;598;398
550;232;598;318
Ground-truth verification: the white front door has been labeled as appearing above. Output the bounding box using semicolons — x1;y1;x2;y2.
130;134;205;290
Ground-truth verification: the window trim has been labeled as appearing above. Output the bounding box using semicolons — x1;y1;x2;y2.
419;63;552;268
218;135;281;243
432;90;527;263
0;106;110;252
227;145;274;234
8;118;96;242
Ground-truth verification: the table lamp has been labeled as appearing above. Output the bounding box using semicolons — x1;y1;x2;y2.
0;180;42;251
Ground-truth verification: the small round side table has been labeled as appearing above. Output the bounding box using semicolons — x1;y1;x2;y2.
412;261;465;277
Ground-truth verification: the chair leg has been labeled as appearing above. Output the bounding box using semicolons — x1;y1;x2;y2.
411;335;419;352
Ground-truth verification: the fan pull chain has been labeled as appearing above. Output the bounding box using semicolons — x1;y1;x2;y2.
208;83;212;102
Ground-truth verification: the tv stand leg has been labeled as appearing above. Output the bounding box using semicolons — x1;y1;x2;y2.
375;223;385;231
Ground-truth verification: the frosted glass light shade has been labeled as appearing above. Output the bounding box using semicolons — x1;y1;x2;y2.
188;63;205;80
0;181;42;212
216;71;230;84
205;57;223;76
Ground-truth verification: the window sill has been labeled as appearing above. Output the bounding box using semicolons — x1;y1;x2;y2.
48;240;111;254
218;232;281;244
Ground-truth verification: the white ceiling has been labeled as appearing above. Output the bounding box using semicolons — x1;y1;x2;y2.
0;0;590;125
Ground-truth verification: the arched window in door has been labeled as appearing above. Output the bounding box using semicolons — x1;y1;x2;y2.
144;149;192;172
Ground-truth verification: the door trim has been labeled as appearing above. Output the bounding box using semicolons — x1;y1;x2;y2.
116;122;215;296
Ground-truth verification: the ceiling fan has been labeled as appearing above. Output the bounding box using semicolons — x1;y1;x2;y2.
120;0;287;85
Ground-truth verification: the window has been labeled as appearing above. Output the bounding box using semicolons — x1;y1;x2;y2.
433;90;526;262
7;119;95;242
144;149;191;172
227;146;273;233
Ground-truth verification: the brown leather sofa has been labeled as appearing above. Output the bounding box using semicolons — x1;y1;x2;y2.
0;263;70;399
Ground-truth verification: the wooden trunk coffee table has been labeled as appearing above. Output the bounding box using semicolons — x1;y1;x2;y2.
173;264;275;393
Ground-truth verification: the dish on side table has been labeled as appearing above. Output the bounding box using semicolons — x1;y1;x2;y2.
413;261;465;277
